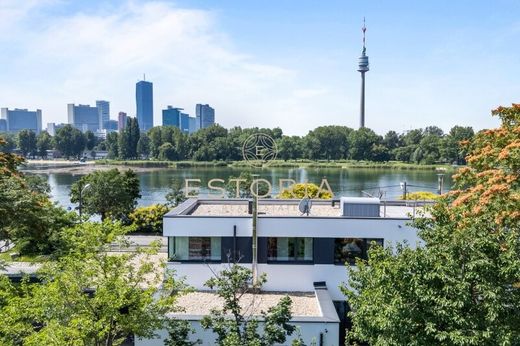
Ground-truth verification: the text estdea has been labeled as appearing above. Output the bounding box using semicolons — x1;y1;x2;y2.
184;178;334;198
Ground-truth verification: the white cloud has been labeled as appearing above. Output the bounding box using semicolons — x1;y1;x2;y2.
0;1;512;136
2;0;328;134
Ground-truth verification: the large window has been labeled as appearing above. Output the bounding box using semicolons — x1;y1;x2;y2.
168;237;221;261
267;237;313;262
334;238;383;265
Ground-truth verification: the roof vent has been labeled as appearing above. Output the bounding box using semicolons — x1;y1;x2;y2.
340;197;380;217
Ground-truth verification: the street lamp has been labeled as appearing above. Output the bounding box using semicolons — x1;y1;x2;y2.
78;183;91;221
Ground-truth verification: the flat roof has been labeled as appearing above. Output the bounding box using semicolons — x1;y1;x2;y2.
176;291;320;317
167;198;432;219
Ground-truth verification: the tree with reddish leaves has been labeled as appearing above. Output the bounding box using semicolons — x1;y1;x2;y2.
344;104;520;346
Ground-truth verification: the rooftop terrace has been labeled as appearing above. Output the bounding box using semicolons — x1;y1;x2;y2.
166;198;433;219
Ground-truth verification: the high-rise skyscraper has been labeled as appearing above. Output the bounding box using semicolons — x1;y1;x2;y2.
0;119;7;132
188;117;197;134
357;18;369;129
96;100;110;129
136;79;153;132
162;106;182;127
195;104;215;129
118;112;127;132
1;108;42;133
67;104;99;132
180;112;190;133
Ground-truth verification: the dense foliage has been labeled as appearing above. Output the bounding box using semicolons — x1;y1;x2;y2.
0;222;185;346
129;204;169;234
343;104;520;345
70;169;141;221
2;122;474;164
279;183;333;199
0;138;76;255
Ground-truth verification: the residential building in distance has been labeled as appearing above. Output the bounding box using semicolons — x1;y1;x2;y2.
0;108;42;134
135;197;424;345
46;122;66;136
195;104;215;129
162;106;182;127
67;104;99;132
118;112;127;132
96;100;110;129
0;119;7;132
136;79;153;132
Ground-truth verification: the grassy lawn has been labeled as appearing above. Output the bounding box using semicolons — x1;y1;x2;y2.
0;247;49;263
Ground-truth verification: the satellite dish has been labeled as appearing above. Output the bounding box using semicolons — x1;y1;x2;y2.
298;198;312;216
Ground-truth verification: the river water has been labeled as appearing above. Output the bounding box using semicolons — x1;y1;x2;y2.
39;167;454;210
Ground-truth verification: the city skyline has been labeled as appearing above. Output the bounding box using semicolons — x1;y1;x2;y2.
1;1;519;135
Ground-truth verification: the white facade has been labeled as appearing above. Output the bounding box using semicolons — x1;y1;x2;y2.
136;198;426;345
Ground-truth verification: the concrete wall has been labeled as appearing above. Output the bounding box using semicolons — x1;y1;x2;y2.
135;319;339;346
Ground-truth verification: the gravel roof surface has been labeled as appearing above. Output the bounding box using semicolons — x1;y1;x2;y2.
190;203;423;218
176;291;320;317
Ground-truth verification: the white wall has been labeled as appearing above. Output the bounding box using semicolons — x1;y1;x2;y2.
170;262;357;301
163;217;251;237
135;319;339;346
164;216;420;248
259;217;420;245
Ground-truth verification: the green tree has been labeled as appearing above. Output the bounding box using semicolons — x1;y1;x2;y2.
442;125;474;164
201;264;297;345
166;179;187;207
164;320;201;346
129;117;141;159
343;104;520;345
0;158;76;254
17;129;37;157
0;222;186;346
137;133;151;158
277;136;304;161
0;133;17;152
305;126;352;160
36;131;52;158
148;126;164;159
105;132;119;159
159;143;177;161
85;130;97;151
348;128;382;161
70;169;141;221
54;125;86;159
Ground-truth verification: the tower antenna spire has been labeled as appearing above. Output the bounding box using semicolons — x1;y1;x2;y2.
357;17;370;128
362;17;366;50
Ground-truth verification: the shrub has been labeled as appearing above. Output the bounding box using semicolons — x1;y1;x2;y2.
399;191;440;200
129;204;169;234
279;183;333;199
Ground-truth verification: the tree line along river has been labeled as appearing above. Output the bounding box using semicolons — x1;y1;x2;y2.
36;167;453;210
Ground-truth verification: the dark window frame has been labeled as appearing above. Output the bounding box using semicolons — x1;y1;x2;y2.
168;236;222;263
266;237;314;264
334;238;384;265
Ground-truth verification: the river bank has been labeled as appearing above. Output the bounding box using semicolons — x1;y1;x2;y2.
22;159;457;174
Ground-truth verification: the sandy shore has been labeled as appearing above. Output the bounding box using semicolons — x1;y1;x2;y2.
21;160;170;174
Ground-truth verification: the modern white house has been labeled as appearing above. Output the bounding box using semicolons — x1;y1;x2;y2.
136;197;426;346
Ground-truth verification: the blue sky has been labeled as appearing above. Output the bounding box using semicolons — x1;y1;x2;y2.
0;0;519;135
